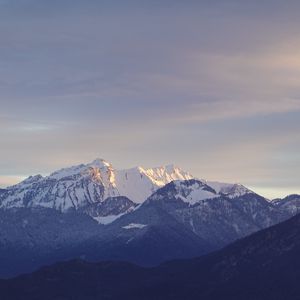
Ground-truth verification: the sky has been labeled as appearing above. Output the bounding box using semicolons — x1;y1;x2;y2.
0;0;300;198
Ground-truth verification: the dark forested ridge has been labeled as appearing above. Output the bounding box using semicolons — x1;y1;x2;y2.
1;213;300;300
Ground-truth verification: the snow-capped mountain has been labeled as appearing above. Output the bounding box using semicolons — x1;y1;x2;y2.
135;179;290;248
0;159;192;212
115;164;193;203
146;179;254;206
63;179;293;267
0;163;298;277
0;159;253;222
147;179;219;205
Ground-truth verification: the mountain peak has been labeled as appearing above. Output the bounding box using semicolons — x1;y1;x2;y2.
89;158;112;169
148;179;218;205
0;159;254;216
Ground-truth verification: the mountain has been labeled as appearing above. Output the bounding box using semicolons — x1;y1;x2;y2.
0;202;212;278
86;179;291;266
0;159;256;223
1;213;300;300
142;179;289;247
0;159;261;219
0;160;298;278
88;189;215;266
0;207;104;278
115;164;194;202
83;196;138;224
0;179;287;278
0;159;194;221
272;194;300;214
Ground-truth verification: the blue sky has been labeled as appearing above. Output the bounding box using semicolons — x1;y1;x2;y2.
0;0;300;198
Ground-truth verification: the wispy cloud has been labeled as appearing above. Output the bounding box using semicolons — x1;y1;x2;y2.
0;0;300;197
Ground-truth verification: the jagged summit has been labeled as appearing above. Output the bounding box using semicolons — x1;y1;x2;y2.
91;158;109;164
146;179;254;207
89;158;113;168
48;158;113;181
0;159;194;212
0;161;298;278
147;179;218;205
0;158;254;222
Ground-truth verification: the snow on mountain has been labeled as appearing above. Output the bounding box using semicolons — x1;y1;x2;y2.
0;159;119;212
148;179;218;205
122;223;147;229
173;180;218;204
206;181;254;198
0;158;254;221
0;159;194;214
146;179;254;206
0;162;298;277
93;213;127;225
115;164;193;203
140;179;291;249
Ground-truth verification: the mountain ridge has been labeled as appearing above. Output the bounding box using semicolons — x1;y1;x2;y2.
0;176;298;277
0;158;254;222
0;159;298;279
1;213;300;300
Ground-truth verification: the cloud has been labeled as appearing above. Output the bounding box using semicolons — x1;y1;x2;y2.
0;1;300;198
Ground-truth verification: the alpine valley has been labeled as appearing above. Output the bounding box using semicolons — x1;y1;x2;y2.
0;158;299;278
